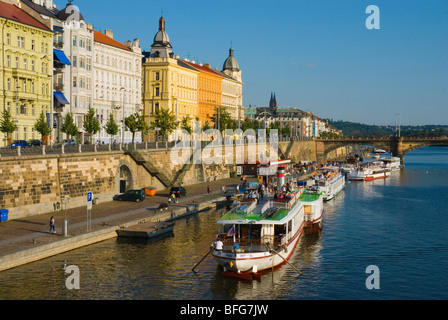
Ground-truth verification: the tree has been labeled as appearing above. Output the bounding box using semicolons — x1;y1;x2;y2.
83;107;100;143
150;108;178;138
104;113;119;144
202;120;212;132
33;112;52;142
209;107;237;131
61;112;79;140
0;109;18;145
180;116;192;135
125;112;149;143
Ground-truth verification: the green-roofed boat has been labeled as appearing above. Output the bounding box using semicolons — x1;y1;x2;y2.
211;186;323;278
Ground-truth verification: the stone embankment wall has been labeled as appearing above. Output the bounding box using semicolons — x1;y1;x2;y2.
0;140;324;221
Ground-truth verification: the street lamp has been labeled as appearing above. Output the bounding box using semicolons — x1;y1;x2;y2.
120;87;125;143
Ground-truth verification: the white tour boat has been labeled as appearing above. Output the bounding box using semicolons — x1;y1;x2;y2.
347;161;391;181
382;157;402;172
211;186;323;279
315;166;346;201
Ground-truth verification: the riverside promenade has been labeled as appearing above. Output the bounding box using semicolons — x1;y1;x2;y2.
0;177;244;272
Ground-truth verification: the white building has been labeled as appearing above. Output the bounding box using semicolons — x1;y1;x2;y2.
22;0;95;144
220;48;243;125
93;29;143;143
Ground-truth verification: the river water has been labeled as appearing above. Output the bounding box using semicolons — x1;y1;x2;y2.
0;146;447;300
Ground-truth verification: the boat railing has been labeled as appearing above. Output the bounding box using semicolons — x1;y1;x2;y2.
218;234;283;253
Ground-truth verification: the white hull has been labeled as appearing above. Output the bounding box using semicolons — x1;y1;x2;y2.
319;174;346;201
211;189;323;274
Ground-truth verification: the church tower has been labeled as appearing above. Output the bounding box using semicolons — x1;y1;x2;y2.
149;16;173;58
269;92;278;109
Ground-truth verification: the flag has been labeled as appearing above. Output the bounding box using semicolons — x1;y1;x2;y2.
225;226;236;238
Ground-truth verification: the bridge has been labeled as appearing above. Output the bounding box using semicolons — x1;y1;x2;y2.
313;136;448;164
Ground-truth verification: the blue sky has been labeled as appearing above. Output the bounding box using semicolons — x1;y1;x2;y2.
71;0;448;125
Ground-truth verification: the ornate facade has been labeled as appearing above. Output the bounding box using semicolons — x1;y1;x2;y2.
0;1;53;145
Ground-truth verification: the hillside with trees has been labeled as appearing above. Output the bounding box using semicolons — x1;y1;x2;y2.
328;120;448;138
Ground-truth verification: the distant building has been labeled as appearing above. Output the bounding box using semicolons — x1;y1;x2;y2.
245;93;330;138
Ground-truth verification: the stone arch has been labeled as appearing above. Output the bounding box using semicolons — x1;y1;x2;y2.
115;160;135;193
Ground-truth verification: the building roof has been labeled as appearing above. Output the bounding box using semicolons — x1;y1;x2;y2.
184;61;223;78
0;1;51;31
93;30;131;52
21;0;59;20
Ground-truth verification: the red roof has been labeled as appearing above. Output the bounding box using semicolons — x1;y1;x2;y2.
0;1;51;31
93;30;131;51
184;60;223;78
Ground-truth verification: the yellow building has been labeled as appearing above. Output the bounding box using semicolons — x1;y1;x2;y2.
142;17;199;138
0;1;53;145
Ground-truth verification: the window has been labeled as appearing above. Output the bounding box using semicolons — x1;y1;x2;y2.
86;77;91;90
23;58;27;70
73;95;78;107
15;57;19;68
31;60;35;71
86;39;92;51
20;104;27;115
17;36;25;48
72;56;77;67
79;56;85;69
23;80;27;92
86;57;91;70
80;77;85;89
87;95;92;108
31;105;35;116
79;37;85;48
6;33;10;45
155;72;160;81
7;78;11;91
72;35;77;46
31;40;35;51
155;87;160;96
6;55;10;67
73;76;77;88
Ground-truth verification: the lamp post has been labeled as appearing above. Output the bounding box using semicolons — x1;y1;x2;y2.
120;87;125;143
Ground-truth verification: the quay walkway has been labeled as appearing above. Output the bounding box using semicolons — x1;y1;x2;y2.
0;177;244;272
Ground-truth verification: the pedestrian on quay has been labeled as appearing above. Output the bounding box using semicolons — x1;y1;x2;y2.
49;216;56;234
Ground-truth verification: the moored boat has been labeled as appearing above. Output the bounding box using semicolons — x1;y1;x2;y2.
347;161;390;181
381;157;402;172
211;186;323;278
315;166;346;201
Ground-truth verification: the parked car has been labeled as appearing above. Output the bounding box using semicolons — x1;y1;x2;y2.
169;186;187;197
9;140;29;149
113;189;145;202
63;139;76;146
29;140;44;147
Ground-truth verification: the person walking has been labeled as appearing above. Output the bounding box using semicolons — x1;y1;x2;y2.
49;216;56;234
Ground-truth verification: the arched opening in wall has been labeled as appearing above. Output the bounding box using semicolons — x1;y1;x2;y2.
119;165;133;193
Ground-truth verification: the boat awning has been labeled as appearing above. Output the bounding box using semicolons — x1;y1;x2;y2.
53;49;71;66
54;92;70;105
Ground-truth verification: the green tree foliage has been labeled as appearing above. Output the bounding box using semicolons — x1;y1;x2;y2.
61;113;79;140
150;108;178;138
0;109;18;143
125;112;149;143
33;112;52;138
104;113;119;143
83;107;101;142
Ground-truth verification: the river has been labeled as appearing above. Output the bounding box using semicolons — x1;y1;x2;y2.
0;146;447;300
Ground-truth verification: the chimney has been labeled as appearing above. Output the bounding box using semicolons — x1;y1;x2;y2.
104;29;113;39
